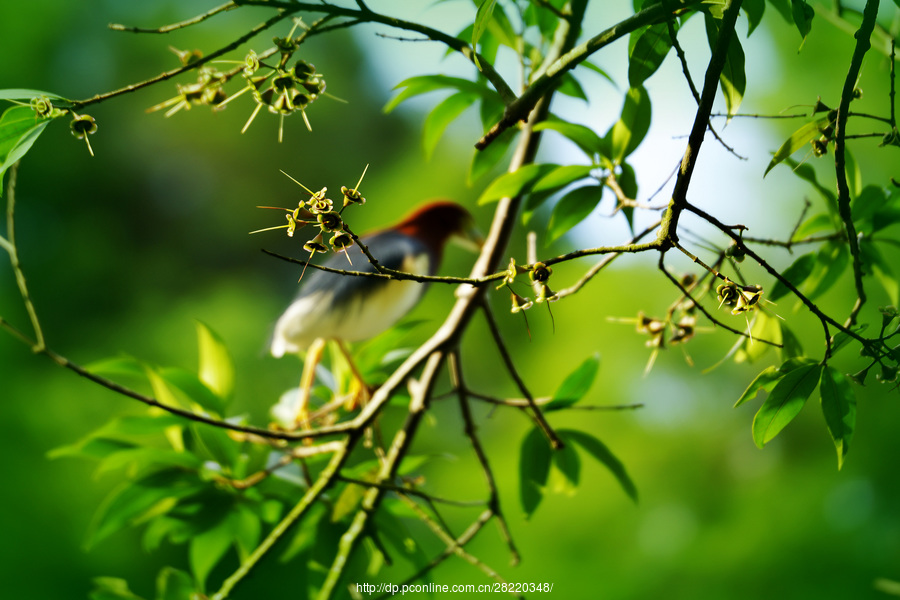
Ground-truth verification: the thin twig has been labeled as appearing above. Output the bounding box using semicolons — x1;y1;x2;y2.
109;1;237;33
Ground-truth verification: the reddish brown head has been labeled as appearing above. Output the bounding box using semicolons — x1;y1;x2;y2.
392;201;480;263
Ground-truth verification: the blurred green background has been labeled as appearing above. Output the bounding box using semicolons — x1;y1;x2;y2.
1;1;899;598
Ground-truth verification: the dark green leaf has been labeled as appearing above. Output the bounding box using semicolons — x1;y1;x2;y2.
579;60;617;88
472;0;499;64
752;363;822;447
852;185;888;234
831;324;867;355
478;163;557;204
769;252;816;301
819;366;855;469
764;118;828;176
196;321;234;402
779;323;804;360
556;72;589;102
607;85;651;164
704;13;746;120
534;117;605;159
95;447;202;478
785;158;838;215
860;239;900;305
768;0;793;22
743;0;766;36
190;520;234;590
156;567;196;600
805;241;849;299
48;437;136;461
628;23;674;88
734;365;782;408
546;185;604;243
790;0;815;49
423;92;477;159
550;442;581;495
469;127;515;184
545;353;601;411
0;105;52;193
519;427;552;518
563;430;638;503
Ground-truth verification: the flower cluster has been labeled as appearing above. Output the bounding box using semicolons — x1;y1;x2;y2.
716;281;763;315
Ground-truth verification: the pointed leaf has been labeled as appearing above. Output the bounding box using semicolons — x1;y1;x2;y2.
384;75;493;114
196;321;234;402
472;0;499;63
534;118;605;159
743;0;766;36
752;363;821;447
556;72;588;102
734;365;782;408
804;241;849;299
704;13;746;120
550;442;581;495
563;430;637;503
819;366;855;469
478;163;557;204
89;577;146;600
469;127;515;184
628;23;674;88
769;252;816;301
156;567;197;600
765;118;828;176
423;92;477;159
519;427;552;518
607;85;651;164
546;353;601;411
0;105;52;193
190;520;233;590
546;185;603;243
791;0;815;49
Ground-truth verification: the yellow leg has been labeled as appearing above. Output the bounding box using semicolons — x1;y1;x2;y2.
336;340;370;411
296;338;327;429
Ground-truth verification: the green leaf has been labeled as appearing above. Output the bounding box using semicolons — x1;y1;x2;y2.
752;363;822;448
734;366;782;408
0;105;52;194
534;117;606;159
87;469;202;548
861;239;900;305
556;72;588;102
89;577;146;600
764;118;828;176
0;88;68;102
790;0;815;50
190;520;234;590
532;164;595;194
735;312;781;364
607;85;651;164
478;163;557;204
546;185;603;243
423;92;477;160
769;252;816;301
158;366;226;416
852;185;888;234
519;427;552;518
785;158;839;216
792;213;834;240
156;567;197;600
545;354;601;411
85;355;147;380
563;430;638;503
743;0;766;36
704;13;746;120
550;442;581;495
779;323;804;360
229;505;262;561
628;23;674;88
196;321;234;402
804;241;849;299
819;366;855;469
384;75;494;114
472;0;498;65
469;127;515;184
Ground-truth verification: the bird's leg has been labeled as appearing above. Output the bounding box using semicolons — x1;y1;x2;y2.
336;340;371;411
295;337;327;430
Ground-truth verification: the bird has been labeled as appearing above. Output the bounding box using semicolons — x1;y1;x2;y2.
270;201;481;428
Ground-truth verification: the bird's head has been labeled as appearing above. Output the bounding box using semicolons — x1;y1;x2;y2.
393;201;482;262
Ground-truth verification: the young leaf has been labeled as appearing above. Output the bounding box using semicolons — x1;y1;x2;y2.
472;0;498;64
545;353;601;411
607;85;651;164
734;365;782;408
423;92;477;160
0;105;52;193
819;366;856;469
196;321;234;402
764;118;828;176
158;366;226;416
768;252;816;301
628;23;674;88
478;163;557;204
519;427;552;518
562;429;638;503
752;362;822;448
546;185;603;243
89;577;146;600
704;13;746;120
384;75;493;114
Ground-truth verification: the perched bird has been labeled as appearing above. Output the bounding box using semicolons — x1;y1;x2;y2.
271;201;481;426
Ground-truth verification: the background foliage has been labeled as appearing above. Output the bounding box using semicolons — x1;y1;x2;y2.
1;1;900;598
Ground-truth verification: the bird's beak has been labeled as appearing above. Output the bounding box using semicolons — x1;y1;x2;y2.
451;217;484;253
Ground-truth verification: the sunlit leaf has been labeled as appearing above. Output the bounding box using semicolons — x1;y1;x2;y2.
469;126;515;184
735;312;781;363
752;362;821;448
532;164;595;195
546;185;604;243
0;105;52;194
860;239;900;305
423;92;476;160
545;354;601;411
804;241;849;299
472;0;498;66
764;118;828;176
478;163;557;204
779;323;804;360
563;429;638;503
158;366;226;416
196;321;234;402
607;85;651;164
704;13;746;121
89;577;146;600
550;442;581;495
628;23;673;88
384;75;494;114
785;158;838;215
792;213;834;240
819;366;855;469
519;427;552;518
556;72;589;102
734;365;782;408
